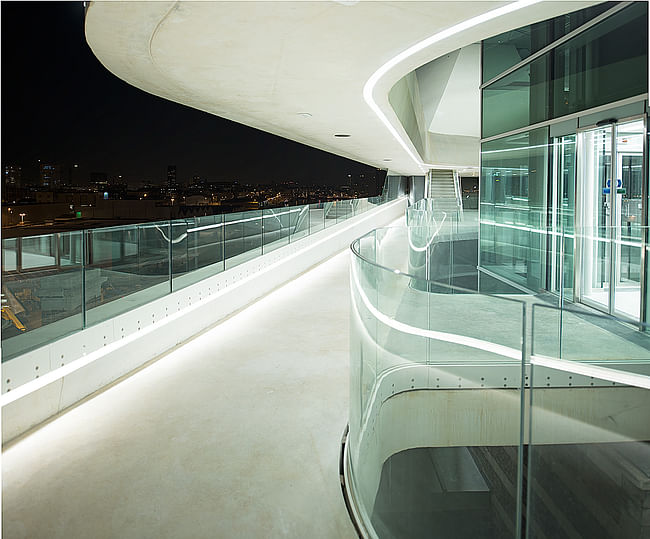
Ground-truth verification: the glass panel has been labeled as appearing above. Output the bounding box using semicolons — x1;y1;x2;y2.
2;238;17;272
482;3;615;82
528;375;650;539
224;210;262;269
308;203;325;232
2;232;83;361
172;214;224;291
579;126;612;313
529;305;650;539
349;227;528;539
289;204;310;242
21;234;57;269
482;54;549;139
341;199;349;217
482;3;648;139
552;3;648;119
85;224;170;326
614;120;645;320
262;207;290;253
170;219;188;282
480;127;549;290
550;134;576;301
647;129;650;327
324;202;336;228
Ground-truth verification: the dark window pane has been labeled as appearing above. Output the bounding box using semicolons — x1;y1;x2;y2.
482;3;648;138
551;2;648;118
482;2;616;82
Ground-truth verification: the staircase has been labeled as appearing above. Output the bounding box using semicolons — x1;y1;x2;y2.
428;169;462;216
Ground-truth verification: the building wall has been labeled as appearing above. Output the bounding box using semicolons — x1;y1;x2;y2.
478;2;649;322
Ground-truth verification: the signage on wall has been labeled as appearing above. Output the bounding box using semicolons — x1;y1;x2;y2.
603;179;624;194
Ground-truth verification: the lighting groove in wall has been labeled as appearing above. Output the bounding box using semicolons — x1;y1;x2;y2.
362;0;542;172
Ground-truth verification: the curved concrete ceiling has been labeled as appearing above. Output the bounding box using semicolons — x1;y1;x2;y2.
85;1;600;175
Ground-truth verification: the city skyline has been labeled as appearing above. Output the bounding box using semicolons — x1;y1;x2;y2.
1;2;383;187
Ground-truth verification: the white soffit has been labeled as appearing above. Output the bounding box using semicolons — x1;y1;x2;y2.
429;44;481;138
85;1;601;175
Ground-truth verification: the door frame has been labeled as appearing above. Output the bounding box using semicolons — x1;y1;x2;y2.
574;113;647;323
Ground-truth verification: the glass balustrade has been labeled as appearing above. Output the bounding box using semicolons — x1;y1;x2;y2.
528;302;650;539
347;221;650;539
1;195;395;368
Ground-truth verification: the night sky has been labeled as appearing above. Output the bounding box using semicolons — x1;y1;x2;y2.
1;2;381;187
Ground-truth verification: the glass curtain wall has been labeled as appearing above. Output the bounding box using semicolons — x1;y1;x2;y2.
481;2;615;83
480;128;549;290
482;2;648;139
480;2;648;321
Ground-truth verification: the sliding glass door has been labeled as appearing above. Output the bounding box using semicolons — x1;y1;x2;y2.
577;118;646;321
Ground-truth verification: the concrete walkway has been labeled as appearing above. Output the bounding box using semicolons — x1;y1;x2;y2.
3;251;358;539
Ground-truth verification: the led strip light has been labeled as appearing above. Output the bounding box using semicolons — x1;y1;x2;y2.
350;257;522;360
363;0;542;171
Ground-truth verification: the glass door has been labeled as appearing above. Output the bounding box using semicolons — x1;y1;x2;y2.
550;134;576;301
578;118;646;321
613;119;644;320
579;125;612;314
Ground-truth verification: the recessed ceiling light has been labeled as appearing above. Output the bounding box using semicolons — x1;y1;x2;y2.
383;158;392;162
334;134;351;138
297;112;312;118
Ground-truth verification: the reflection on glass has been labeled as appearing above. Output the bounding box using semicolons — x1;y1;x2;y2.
552;3;648;119
171;214;226;291
308;203;326;232
349;227;527;539
550;134;576;301
482;3;615;82
1;232;84;361
528;361;650;539
224;210;262;269
85;224;170;326
579;120;645;322
482;3;647;138
0;195;396;365
480;127;549;290
262;207;291;253
482;57;548;139
290;204;310;242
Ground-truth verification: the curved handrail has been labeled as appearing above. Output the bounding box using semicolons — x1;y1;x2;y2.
350;226;524;302
350;257;522;360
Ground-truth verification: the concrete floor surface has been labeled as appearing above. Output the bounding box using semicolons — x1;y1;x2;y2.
3;251;358;539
